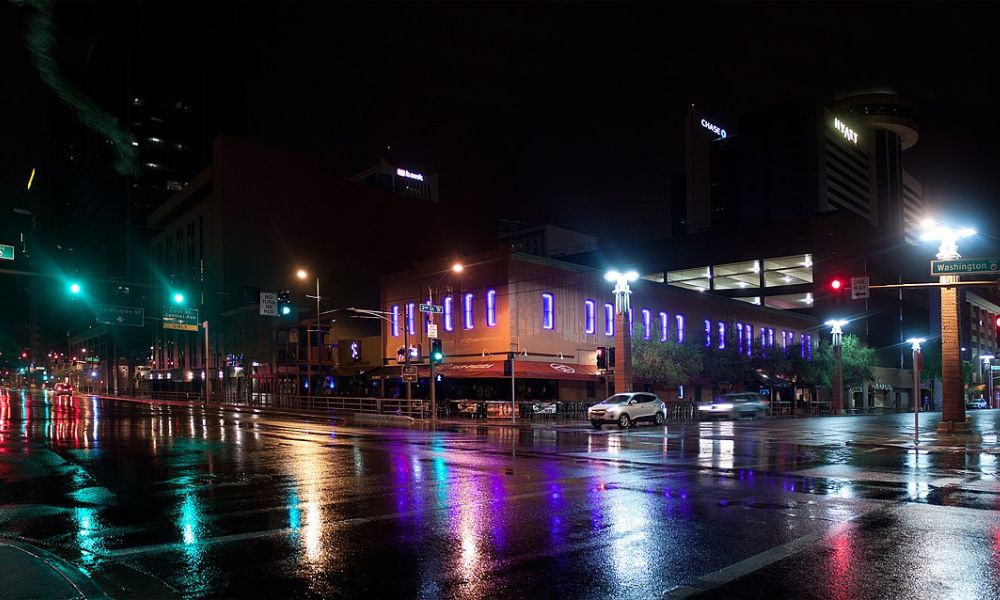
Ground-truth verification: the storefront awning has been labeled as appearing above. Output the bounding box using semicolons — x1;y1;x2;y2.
435;361;598;381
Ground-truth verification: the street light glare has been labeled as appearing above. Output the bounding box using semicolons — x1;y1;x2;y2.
296;269;308;280
604;270;621;282
624;270;639;282
452;263;464;273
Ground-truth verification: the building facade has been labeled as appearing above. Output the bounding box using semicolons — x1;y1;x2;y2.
140;136;495;391
381;247;820;406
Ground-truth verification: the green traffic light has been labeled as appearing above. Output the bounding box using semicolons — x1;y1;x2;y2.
69;282;81;295
172;292;185;304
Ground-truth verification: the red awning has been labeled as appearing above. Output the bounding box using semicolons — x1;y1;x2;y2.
515;361;598;381
436;361;598;381
436;361;505;378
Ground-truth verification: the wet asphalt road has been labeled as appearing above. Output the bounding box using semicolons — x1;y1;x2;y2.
2;390;1000;599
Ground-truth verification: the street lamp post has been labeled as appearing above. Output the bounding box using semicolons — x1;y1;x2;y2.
605;270;638;394
907;337;926;446
297;270;322;402
426;263;463;421
826;319;848;414
981;354;994;410
921;221;976;434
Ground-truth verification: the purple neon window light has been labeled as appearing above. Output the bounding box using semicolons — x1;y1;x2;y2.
463;293;474;329
585;300;596;334
486;289;497;327
542;293;554;330
443;296;454;331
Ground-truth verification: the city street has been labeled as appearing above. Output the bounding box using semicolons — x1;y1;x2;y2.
2;390;1000;598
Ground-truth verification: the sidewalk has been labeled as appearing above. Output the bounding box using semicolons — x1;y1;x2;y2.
0;538;108;599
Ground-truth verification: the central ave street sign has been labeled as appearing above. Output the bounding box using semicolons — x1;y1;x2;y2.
163;307;200;332
0;244;14;261
419;303;443;314
851;276;870;300
930;258;1000;276
95;305;144;327
259;291;278;316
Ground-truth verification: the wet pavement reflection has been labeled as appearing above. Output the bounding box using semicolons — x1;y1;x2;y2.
1;389;1000;598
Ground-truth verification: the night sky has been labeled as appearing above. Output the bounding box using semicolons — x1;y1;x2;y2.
4;2;1000;244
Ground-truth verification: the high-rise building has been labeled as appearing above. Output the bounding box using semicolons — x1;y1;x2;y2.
350;159;440;203
674;93;924;244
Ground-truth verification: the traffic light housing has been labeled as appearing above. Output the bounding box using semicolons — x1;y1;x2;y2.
829;277;845;304
277;290;292;316
431;339;443;364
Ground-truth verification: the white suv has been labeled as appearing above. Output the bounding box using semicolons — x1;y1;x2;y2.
588;393;666;429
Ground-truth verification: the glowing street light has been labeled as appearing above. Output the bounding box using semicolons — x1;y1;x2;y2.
294;268;322;401
825;319;849;413
981;354;995;409
908;337;927;445
921;219;977;433
451;263;464;273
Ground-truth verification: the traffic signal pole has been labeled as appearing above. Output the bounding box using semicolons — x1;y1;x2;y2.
428;285;436;421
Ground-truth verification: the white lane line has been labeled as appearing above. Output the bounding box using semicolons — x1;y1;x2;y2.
662;502;897;599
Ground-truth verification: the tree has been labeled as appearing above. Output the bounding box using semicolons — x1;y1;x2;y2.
699;327;754;394
631;320;702;390
813;334;876;389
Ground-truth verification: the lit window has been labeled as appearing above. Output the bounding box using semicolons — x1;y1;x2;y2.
628;308;633;337
718;321;726;349
642;309;651;340
676;314;685;343
605;303;614;336
659;312;668;342
407;303;416;335
542;293;555;330
463;293;474;329
486;289;497;327
745;324;753;356
391;305;400;337
737;323;744;354
444;296;454;331
768;328;775;349
704;319;712;347
807;335;813;360
584;300;596;334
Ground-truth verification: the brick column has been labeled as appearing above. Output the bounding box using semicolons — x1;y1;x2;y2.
615;311;633;393
938;282;969;432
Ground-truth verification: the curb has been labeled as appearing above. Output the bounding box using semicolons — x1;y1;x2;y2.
0;538;109;599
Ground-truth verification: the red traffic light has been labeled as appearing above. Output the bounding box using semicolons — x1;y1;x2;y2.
829;278;843;291
995;316;1000;328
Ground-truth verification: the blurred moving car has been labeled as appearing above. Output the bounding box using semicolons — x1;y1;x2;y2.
588;392;666;429
54;382;74;396
966;397;988;410
699;392;768;420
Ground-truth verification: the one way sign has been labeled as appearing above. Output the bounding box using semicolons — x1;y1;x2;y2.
851;276;870;300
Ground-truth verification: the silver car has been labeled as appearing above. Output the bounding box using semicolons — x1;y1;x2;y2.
588;392;666;429
699;392;769;420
